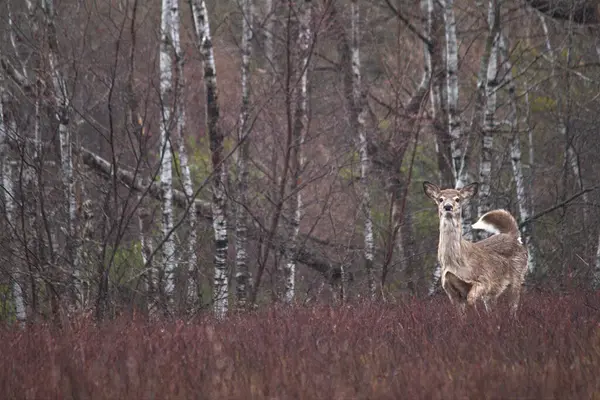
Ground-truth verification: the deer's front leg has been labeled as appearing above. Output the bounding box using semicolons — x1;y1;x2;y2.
466;283;486;308
442;272;470;317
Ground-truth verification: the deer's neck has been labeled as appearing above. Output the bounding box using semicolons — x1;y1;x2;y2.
438;216;465;268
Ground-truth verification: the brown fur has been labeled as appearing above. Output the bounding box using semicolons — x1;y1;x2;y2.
423;181;528;316
474;209;519;235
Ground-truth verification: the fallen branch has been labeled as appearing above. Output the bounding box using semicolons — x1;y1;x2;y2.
79;146;342;278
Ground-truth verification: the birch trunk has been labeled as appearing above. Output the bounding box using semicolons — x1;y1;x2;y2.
351;0;375;300
235;0;253;307
1;92;26;325
9;1;40;317
190;0;229;318
427;0;445;296
442;0;472;239
284;0;311;304
478;0;500;223
499;34;539;276
168;0;198;310
42;0;80;308
159;0;177;309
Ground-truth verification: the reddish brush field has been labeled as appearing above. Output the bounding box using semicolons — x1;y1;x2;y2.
1;292;599;399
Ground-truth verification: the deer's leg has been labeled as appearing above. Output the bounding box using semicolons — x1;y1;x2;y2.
443;272;470;317
483;298;491;312
466;283;486;308
506;285;522;318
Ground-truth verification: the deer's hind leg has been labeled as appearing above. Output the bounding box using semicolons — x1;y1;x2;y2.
506;285;522;318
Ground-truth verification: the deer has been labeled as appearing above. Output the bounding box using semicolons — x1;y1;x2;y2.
423;181;528;317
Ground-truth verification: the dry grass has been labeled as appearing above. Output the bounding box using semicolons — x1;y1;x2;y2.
1;292;599;399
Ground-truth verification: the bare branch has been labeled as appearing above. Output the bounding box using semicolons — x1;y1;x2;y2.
520;186;600;228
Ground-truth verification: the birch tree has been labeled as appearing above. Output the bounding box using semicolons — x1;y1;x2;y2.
478;0;500;224
189;0;229;318
7;0;41;316
167;0;199;310
442;0;472;239
499;34;539;275
43;0;81;308
0;91;26;325
235;0;253;307
283;0;311;303
159;0;177;309
426;0;446;296
350;0;375;300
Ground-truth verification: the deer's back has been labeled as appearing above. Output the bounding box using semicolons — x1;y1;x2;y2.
468;234;527;284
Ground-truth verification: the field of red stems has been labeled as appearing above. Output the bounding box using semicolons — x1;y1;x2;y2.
1;292;600;400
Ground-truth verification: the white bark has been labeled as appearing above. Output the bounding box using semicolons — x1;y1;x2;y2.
168;0;198;308
478;0;500;220
350;0;375;300
43;0;80;306
283;0;311;304
235;0;253;307
442;0;472;239
160;0;177;307
442;0;463;184
0;91;26;325
190;0;229;318
499;35;538;275
427;0;444;296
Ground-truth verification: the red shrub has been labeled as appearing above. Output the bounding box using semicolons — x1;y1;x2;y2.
1;292;599;399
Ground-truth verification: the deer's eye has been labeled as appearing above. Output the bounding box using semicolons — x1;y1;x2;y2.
454;197;460;202
438;198;444;203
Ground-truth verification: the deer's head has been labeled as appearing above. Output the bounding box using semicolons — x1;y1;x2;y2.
423;181;479;221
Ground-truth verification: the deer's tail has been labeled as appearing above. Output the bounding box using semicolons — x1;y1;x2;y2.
471;209;520;236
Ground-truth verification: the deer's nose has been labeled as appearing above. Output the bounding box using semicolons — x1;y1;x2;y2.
443;203;453;211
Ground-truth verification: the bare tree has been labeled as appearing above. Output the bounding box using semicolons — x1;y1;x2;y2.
159;0;178;311
283;0;312;303
0;88;26;325
167;0;199;311
478;0;501;226
350;0;376;300
43;0;81;308
499;34;540;276
442;0;473;240
189;0;229;318
235;0;253;307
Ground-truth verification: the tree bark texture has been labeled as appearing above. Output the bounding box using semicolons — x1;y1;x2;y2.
284;0;311;304
168;0;199;311
190;0;229;318
499;34;540;276
235;0;253;307
159;0;178;311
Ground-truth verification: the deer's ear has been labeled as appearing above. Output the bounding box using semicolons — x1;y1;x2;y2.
460;182;479;200
423;181;440;201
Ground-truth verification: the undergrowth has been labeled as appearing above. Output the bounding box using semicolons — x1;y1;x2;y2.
1;292;599;399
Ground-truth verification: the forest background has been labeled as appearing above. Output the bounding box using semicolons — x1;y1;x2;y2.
1;0;600;322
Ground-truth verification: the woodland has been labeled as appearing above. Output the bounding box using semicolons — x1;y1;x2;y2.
0;0;600;321
2;0;600;398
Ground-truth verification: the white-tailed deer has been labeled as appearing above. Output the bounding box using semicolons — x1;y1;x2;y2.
423;181;527;316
